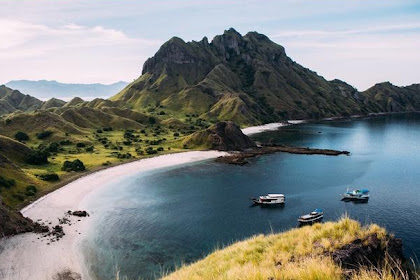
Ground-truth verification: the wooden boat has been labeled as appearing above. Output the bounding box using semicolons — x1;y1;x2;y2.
298;209;323;224
341;189;369;201
251;194;285;205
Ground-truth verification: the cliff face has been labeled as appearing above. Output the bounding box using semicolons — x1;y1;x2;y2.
183;121;256;151
112;28;420;125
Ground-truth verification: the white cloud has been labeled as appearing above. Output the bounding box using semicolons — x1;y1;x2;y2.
269;23;420;90
0;19;162;84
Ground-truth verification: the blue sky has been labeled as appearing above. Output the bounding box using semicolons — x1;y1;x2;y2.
0;0;419;90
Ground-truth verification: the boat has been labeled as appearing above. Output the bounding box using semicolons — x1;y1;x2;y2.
341;189;369;201
251;194;285;205
298;209;323;225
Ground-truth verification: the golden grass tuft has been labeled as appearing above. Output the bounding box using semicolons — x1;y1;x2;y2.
162;217;393;280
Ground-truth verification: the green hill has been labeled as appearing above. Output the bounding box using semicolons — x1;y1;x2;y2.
163;217;410;280
112;28;420;126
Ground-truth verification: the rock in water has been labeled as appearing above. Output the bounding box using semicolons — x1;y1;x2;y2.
183;121;256;151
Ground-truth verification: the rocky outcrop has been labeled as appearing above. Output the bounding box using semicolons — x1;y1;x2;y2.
183;121;256;151
71;210;89;217
216;144;350;165
331;233;404;275
0;197;34;237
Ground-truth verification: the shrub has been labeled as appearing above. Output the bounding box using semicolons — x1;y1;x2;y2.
123;141;132;146
148;117;156;125
25;185;38;196
96;129;103;133
145;147;157;155
103;127;113;132
26;149;49;165
39;173;59;181
159;111;165;115
183;144;188;149
0;176;15;190
174;132;180;137
85;146;94;152
76;142;86;148
36;130;53;140
47;142;60;153
59;140;72;145
15;131;29;141
157;147;164;152
62;159;86;172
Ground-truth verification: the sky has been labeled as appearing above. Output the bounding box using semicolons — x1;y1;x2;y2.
0;0;419;91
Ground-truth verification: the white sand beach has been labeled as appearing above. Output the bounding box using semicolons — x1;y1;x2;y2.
0;151;225;280
241;120;306;135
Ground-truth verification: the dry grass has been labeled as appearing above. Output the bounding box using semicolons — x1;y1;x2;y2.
161;217;393;280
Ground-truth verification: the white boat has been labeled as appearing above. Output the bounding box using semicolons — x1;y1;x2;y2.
341;189;369;201
298;209;323;224
251;194;285;205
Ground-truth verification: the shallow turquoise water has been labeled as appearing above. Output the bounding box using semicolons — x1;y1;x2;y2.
81;113;420;280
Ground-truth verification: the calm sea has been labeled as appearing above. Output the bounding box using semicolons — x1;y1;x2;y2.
81;113;420;280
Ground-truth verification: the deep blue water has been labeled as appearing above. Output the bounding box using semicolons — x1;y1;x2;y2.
81;113;420;280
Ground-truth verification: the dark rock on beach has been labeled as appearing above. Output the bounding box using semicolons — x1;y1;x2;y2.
71;210;89;217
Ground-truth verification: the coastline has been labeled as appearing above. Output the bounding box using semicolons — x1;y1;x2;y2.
0;151;226;280
0;112;415;279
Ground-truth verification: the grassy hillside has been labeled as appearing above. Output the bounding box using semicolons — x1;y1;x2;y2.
163;217;411;280
0;106;204;208
112;29;420;126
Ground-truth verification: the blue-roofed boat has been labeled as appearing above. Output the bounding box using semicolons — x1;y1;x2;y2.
298;208;323;225
341;188;369;201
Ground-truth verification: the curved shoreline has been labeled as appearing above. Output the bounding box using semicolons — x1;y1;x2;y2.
0;151;226;280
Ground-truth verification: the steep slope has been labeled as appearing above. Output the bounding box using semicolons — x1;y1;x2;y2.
113;29;420;125
164;218;407;280
0;85;43;115
183;121;256;150
0;111;85;139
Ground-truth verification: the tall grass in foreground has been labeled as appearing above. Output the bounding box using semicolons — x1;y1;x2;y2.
157;216;416;280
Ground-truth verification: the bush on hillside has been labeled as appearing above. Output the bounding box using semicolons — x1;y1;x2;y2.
14;131;29;141
47;142;60;153
62;159;86;172
76;142;86;148
25;149;49;165
59;140;72;145
25;185;38;196
38;173;59;181
0;176;16;191
36;130;53;140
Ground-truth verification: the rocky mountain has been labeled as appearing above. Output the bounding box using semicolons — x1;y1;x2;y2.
6;80;128;100
0;85;43;115
183;121;256;151
112;28;420;126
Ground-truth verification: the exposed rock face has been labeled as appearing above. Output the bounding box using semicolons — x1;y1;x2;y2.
331;233;404;270
112;28;420;125
0;197;34;237
183;121;256;151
